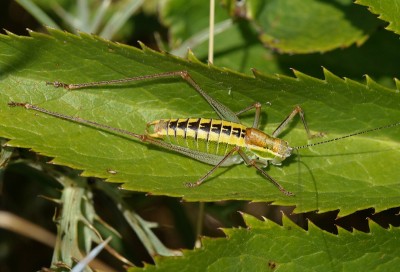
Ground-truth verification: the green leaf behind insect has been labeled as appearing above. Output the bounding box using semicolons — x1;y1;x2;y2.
0;29;399;215
356;0;400;35
223;0;381;54
129;214;400;271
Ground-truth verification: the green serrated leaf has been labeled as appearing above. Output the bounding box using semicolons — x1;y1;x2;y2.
129;213;400;271
0;29;399;215
356;0;400;35
276;29;400;88
223;0;381;54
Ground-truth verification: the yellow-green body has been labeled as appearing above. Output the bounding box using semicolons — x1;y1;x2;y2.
148;118;292;167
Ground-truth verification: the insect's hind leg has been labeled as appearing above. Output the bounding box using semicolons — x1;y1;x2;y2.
272;105;324;139
47;70;241;123
8;102;146;140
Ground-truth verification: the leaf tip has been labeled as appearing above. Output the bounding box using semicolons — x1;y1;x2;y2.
186;49;202;64
137;41;147;50
3;29;18;38
290;68;302;80
322;67;343;83
251;68;268;80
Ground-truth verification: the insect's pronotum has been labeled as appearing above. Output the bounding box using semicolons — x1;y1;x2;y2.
8;71;400;196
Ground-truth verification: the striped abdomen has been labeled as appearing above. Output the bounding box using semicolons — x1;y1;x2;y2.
147;118;247;156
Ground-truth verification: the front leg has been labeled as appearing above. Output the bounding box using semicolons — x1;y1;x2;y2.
237;149;294;196
272;105;324;139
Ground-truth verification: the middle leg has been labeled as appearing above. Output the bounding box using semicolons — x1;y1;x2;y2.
272;105;324;139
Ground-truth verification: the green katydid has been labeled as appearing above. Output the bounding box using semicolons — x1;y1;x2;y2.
8;71;400;196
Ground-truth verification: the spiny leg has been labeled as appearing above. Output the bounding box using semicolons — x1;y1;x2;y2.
272;105;323;139
235;102;262;128
237;149;294;196
47;70;240;123
7;102;213;162
184;146;240;188
8;102;145;140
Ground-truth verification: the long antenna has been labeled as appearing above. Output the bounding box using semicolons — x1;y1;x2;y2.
293;122;400;150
